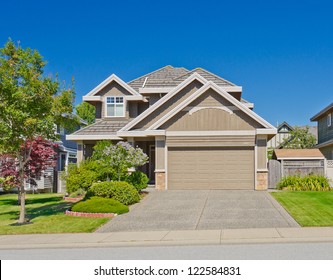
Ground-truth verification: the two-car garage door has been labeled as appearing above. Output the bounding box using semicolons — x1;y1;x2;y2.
167;147;254;190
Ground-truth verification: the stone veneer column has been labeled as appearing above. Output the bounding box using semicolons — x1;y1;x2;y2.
256;171;268;190
155;172;166;190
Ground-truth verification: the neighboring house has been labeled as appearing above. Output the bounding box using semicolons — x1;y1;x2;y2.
32;120;87;193
311;103;333;160
267;121;293;149
67;66;276;190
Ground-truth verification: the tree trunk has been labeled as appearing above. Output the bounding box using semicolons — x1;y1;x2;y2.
18;160;26;223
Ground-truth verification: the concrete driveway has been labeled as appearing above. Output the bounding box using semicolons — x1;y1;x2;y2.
97;190;299;232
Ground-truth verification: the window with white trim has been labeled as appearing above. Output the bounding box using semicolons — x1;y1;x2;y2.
328;113;332;127
106;96;124;117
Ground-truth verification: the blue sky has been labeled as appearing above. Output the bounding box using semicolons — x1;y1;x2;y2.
1;0;332;126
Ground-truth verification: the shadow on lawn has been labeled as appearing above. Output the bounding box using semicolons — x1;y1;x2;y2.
0;195;63;206
7;201;73;226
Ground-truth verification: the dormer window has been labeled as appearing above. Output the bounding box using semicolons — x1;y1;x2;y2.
328;113;332;127
106;96;124;117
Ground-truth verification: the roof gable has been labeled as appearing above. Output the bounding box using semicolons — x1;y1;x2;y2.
278;121;293;133
86;74;141;97
148;81;275;130
120;73;209;131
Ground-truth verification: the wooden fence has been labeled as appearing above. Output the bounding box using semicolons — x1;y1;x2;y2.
268;159;325;189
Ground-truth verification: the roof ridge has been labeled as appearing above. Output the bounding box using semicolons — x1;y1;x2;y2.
194;67;236;86
127;65;174;84
173;67;236;86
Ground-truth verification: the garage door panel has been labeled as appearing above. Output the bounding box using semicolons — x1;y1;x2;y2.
168;147;254;190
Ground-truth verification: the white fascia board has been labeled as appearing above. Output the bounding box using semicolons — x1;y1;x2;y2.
139;87;175;94
166;130;255;136
83;96;102;101
86;74;140;97
256;128;277;135
125;96;144;101
120;73;209;131
149;81;276;130
66;135;123;141
220;86;242;92
117;130;166;137
244;103;254;109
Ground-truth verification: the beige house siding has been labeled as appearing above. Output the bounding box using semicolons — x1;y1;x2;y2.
155;136;166;170
167;147;254;190
133;80;204;129
161;89;262;131
166;135;255;147
257;136;267;170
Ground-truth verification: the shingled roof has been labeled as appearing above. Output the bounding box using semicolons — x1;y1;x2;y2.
71;120;129;135
127;65;237;91
128;66;189;91
273;149;324;159
173;68;236;87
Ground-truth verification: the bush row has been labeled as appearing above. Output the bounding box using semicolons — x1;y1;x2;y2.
277;175;331;191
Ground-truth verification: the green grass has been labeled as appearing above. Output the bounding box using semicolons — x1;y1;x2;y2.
271;191;333;227
0;193;110;234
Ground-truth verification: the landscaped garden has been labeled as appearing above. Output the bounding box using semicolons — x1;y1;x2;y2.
271;174;333;227
0;193;109;234
0;140;150;234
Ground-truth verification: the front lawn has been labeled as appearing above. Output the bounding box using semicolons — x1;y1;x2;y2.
0;193;110;234
271;191;333;227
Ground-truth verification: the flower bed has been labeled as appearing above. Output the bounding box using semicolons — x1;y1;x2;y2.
65;210;116;218
63;197;83;202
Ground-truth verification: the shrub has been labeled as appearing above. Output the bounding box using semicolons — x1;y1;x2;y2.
277;175;331;191
71;197;129;214
126;171;149;192
68;188;87;198
87;181;140;205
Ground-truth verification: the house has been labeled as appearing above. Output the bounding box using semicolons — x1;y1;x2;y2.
311;103;333;160
67;66;276;190
31;119;87;193
267;121;293;149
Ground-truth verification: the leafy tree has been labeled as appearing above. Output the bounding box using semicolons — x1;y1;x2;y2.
0;39;76;223
94;141;149;181
280;126;316;149
0;137;57;191
76;102;95;125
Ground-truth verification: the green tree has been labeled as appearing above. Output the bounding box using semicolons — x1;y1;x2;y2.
93;141;149;181
0;39;76;223
76;102;95;125
281;126;317;149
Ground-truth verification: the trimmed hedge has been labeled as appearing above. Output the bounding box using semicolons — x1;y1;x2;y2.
277;175;331;191
87;181;140;205
71;197;129;214
126;171;149;192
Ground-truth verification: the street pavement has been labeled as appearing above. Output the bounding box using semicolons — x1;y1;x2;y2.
1;227;333;250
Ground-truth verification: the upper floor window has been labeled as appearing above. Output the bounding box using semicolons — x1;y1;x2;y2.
106;96;124;117
328;113;332;127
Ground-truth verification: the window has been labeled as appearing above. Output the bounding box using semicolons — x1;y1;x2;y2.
106;96;124;117
328;113;332;127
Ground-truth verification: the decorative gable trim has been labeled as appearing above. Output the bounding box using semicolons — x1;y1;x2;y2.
85;74;142;98
148;81;276;130
120;72;209;131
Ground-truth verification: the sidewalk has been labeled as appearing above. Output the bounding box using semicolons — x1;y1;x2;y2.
1;227;333;249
